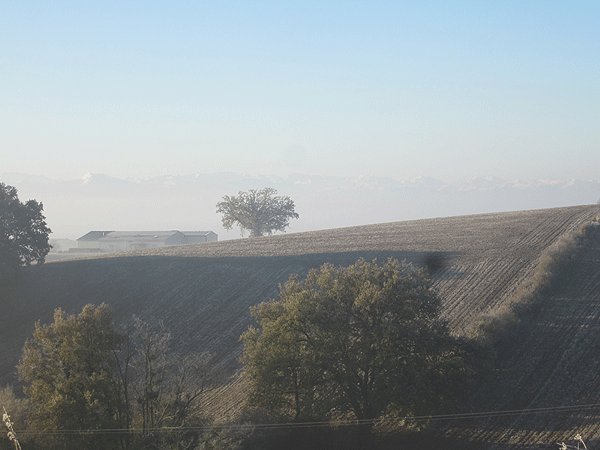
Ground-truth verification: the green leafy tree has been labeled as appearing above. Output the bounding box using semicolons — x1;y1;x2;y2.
16;305;214;450
0;182;51;276
241;259;473;429
216;188;299;237
18;304;127;450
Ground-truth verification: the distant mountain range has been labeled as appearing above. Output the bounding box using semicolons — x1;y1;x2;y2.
2;172;599;240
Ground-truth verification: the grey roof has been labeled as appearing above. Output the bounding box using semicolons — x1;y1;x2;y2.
180;231;216;236
77;230;217;243
98;231;183;242
77;231;115;242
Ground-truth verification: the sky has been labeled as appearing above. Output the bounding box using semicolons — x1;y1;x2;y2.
1;1;598;183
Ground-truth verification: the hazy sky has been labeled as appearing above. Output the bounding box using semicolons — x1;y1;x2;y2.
1;1;598;183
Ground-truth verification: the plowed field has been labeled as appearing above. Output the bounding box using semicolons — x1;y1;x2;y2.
2;204;599;448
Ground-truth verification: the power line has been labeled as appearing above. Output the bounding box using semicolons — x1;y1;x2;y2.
13;403;600;436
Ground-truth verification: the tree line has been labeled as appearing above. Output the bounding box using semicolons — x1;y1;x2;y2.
6;305;211;450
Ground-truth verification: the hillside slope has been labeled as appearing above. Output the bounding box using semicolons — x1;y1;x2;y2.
442;216;600;449
1;205;599;447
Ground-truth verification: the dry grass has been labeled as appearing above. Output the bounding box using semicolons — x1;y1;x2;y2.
2;404;23;450
466;215;600;344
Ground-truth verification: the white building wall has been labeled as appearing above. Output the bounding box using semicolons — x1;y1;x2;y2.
99;240;128;252
99;240;168;252
78;241;101;249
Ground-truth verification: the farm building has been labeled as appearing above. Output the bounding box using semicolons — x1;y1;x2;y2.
76;230;217;252
77;231;115;250
180;231;219;244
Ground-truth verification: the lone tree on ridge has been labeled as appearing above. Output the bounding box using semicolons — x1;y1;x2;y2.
216;188;299;237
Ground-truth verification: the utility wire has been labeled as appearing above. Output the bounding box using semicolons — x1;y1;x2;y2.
13;403;600;436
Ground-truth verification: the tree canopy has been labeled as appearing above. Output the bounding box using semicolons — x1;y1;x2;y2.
216;188;299;237
17;305;212;450
18;304;126;450
241;258;474;427
0;182;51;274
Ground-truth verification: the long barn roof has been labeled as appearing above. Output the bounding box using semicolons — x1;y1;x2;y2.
98;231;182;242
77;230;215;242
76;231;114;241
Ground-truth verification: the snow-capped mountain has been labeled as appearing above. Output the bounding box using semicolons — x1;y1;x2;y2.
1;172;599;240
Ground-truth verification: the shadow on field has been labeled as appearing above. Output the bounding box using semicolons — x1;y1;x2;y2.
0;250;458;387
110;249;459;270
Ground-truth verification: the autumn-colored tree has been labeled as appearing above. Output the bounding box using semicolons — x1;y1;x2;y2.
18;306;213;450
18;304;126;450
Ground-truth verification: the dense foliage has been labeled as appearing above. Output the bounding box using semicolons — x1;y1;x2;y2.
0;182;51;275
16;305;211;450
216;188;299;237
18;304;126;450
242;258;474;427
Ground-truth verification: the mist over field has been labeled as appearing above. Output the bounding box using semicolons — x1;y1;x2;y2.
1;172;599;242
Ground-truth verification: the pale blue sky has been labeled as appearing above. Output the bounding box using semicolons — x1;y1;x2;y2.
1;1;598;182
